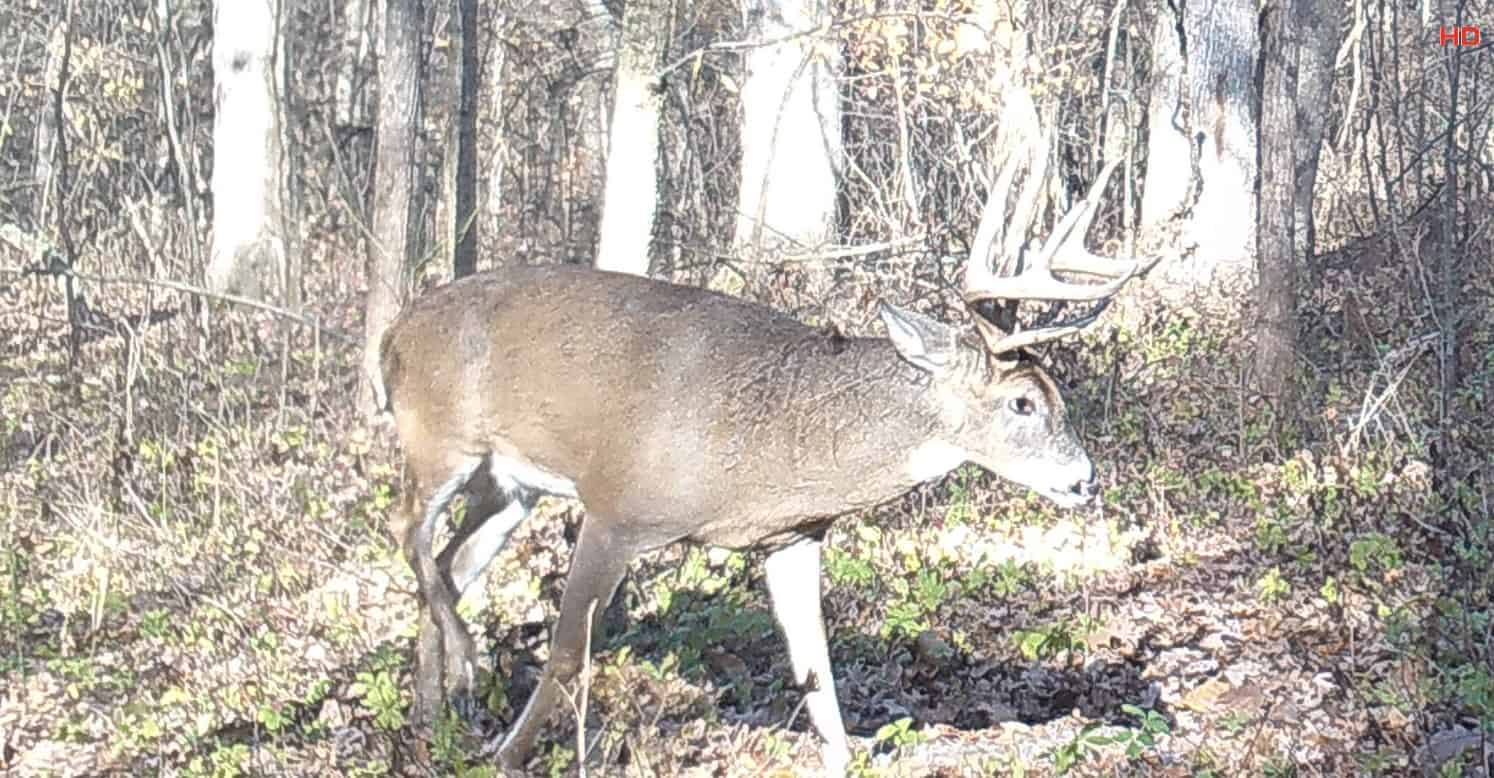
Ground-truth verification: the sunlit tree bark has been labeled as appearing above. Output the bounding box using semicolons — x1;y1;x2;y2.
362;0;424;418
594;0;670;275
1140;0;1258;303
733;0;842;274
206;0;291;303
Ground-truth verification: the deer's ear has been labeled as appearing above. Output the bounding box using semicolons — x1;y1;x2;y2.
879;302;959;373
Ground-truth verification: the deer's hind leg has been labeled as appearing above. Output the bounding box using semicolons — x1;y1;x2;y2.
396;456;481;732
432;467;537;722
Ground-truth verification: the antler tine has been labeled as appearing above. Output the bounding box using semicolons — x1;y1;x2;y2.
963;132;1050;299
1034;158;1124;276
1038;159;1161;283
968;157;1139;302
963;149;1157;355
966;129;1049;295
976;304;1109;354
1003;134;1050;270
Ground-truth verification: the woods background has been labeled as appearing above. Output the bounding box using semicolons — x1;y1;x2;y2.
1;0;1492;775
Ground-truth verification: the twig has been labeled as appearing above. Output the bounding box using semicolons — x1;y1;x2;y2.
51;0;81;357
1097;0;1127;165
654;11;968;80
558;598;601;777
1345;332;1438;455
1334;0;1366;149
152;0;205;275
577;598;595;777
15;262;358;345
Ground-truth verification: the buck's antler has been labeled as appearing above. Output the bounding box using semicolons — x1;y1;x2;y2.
963;131;1160;355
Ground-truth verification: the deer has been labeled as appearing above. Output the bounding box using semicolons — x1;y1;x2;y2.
375;135;1162;774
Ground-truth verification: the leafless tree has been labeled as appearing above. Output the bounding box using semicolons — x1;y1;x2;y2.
206;0;295;305
1140;0;1258;303
336;0;375;128
1293;0;1339;269
1254;0;1341;416
594;0;672;275
363;0;425;418
732;0;842;282
1256;0;1303;414
477;7;510;261
454;0;481;278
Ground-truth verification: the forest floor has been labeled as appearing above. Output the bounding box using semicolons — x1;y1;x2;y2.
2;253;1492;778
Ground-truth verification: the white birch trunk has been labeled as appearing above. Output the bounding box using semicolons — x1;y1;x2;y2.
593;0;669;275
1140;0;1259;302
207;0;286;301
733;0;842;264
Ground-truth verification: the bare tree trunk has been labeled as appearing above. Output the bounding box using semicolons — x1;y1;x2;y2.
731;0;842;291
593;0;670;276
207;0;290;303
1141;0;1259;305
1255;0;1300;417
337;0;374;127
432;6;457;281
34;23;65;226
277;6;302;308
479;8;509;259
363;0;425;418
39;6;84;356
453;0;480;277
1293;0;1339;274
565;1;617;261
1435;9;1468;485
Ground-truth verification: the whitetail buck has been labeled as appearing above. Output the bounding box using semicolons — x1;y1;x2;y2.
377;144;1159;773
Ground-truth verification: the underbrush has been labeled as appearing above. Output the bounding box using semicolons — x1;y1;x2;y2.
2;257;1491;776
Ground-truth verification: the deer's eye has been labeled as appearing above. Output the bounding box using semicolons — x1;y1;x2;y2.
1009;396;1035;416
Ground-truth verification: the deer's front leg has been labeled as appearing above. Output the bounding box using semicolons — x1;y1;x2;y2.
765;536;851;775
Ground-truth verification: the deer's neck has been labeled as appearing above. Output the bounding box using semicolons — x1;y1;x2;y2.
726;335;967;501
674;335;968;548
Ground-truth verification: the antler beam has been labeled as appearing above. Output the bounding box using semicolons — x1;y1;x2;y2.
963;133;1161;355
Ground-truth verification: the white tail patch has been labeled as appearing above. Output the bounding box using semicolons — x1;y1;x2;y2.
491;453;579;499
449;498;532;595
